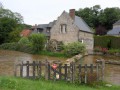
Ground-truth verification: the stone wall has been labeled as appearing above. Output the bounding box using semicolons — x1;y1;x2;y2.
50;11;94;50
50;11;79;44
78;31;94;50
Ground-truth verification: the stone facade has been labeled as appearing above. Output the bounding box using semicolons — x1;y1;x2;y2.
50;10;94;50
32;9;94;51
50;11;79;44
78;31;94;50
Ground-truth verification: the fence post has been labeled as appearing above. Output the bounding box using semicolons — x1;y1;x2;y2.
33;61;36;79
70;62;75;83
43;60;51;80
96;59;105;81
84;64;87;84
20;61;23;77
64;64;67;81
78;64;82;83
26;61;29;78
59;64;62;80
101;60;105;81
96;63;99;81
38;61;41;78
14;64;17;77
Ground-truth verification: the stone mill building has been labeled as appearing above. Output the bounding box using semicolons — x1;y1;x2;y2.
32;9;94;51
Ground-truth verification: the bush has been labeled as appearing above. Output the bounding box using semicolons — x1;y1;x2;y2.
63;42;86;57
18;37;30;45
94;35;120;49
29;34;46;53
0;43;18;50
107;49;120;55
0;42;33;53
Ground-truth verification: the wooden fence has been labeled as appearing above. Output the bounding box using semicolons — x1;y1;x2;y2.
14;60;105;83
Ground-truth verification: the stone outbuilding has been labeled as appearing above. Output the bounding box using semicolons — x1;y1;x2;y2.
32;9;94;51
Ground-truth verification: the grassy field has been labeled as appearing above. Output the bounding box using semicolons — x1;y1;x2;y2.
0;76;120;90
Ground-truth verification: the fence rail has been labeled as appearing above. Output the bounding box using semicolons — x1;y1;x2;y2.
14;60;105;83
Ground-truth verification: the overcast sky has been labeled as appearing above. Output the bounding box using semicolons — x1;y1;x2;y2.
1;0;120;25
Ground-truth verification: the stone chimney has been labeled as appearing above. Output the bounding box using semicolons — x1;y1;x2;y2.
69;9;75;20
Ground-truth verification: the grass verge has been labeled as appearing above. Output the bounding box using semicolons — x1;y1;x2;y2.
38;50;67;58
0;76;120;90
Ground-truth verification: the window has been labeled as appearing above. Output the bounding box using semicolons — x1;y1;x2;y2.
37;28;43;33
60;24;67;33
46;27;51;33
78;38;84;43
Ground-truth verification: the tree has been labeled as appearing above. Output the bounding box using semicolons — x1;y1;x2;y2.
0;17;18;44
75;5;120;35
0;8;24;44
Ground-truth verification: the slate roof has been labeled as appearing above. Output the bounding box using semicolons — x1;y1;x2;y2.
48;20;56;27
107;20;120;35
32;11;92;35
107;27;120;35
74;16;92;33
113;20;120;25
37;24;49;29
31;21;56;36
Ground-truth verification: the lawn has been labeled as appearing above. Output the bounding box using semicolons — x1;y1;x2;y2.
0;76;120;90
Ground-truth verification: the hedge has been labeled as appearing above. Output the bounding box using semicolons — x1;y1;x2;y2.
94;35;120;49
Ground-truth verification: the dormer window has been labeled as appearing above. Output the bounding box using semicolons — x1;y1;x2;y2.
60;24;67;33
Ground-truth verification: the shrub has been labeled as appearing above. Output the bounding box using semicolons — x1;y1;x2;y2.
107;49;120;55
0;42;33;53
18;37;30;45
28;34;46;53
94;35;120;49
0;43;18;50
94;46;102;52
63;42;86;57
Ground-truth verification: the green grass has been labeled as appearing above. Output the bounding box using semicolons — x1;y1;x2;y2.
38;50;67;58
0;76;120;90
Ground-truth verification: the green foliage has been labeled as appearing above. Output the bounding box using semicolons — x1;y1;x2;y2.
0;8;24;44
63;42;86;57
0;42;33;53
0;78;16;89
39;50;66;58
94;35;120;49
0;43;18;50
76;5;120;35
9;29;21;42
29;34;47;53
0;76;120;90
18;37;30;45
107;49;120;55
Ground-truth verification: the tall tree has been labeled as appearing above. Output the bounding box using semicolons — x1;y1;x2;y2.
0;8;24;44
75;5;120;35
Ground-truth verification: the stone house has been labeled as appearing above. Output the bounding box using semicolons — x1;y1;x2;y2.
32;9;94;51
107;20;120;36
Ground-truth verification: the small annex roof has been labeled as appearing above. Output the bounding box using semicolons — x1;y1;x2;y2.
74;16;93;33
107;27;120;35
113;20;120;25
